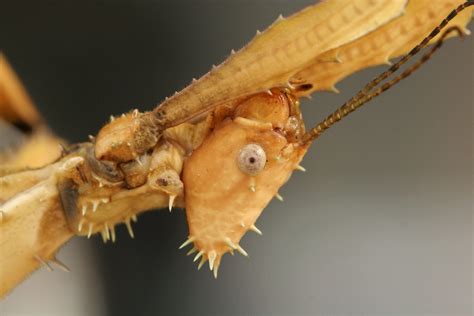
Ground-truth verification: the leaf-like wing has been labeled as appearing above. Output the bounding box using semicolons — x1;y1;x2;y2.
291;0;474;96
153;0;408;127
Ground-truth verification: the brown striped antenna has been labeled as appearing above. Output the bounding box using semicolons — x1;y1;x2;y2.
303;1;473;143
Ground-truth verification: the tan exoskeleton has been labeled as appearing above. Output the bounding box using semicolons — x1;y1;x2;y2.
0;0;472;297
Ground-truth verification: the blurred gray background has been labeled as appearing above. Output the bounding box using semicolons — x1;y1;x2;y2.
1;0;472;315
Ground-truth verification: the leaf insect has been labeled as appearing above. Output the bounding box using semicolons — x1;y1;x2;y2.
0;0;472;297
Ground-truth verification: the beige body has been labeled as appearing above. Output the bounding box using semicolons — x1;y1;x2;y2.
0;159;77;296
182;90;307;275
153;0;409;127
1;0;472;298
0;129;190;297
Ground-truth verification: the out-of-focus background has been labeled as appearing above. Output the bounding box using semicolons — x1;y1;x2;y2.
1;1;472;315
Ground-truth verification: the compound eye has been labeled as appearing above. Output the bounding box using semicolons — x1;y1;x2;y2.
237;144;267;176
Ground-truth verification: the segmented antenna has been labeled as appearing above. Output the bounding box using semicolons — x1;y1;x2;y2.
303;1;473;143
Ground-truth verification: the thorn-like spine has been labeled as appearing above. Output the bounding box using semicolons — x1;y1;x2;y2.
197;257;207;270
100;230;107;243
208;251;217;271
88;135;95;142
192;78;197;83
194;251;204;262
109;115;115;122
81;204;87;215
266;90;273;96
224;237;237;250
249;177;257;193
330;85;340;94
256;29;261;36
230;49;236;55
213;265;219;279
125;217;135;239
295;164;306;172
110;225;116;243
92;201;99;213
236;244;249;257
275;192;284;202
87;223;94;238
286;81;297;90
35;256;53;272
179;236;196;249
50;257;71;272
168;195;176;212
78;219;84;232
131;214;138;222
250;224;263;236
187;247;197;256
104;222;110;240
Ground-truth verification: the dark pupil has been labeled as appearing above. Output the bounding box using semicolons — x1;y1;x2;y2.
249;157;256;164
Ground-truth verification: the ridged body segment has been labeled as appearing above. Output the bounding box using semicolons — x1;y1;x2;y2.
153;0;408;127
292;0;474;95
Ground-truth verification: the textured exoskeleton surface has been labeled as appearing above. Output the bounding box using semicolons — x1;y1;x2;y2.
182;90;308;276
291;0;474;96
0;131;190;297
0;158;80;297
151;0;409;128
1;0;473;297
